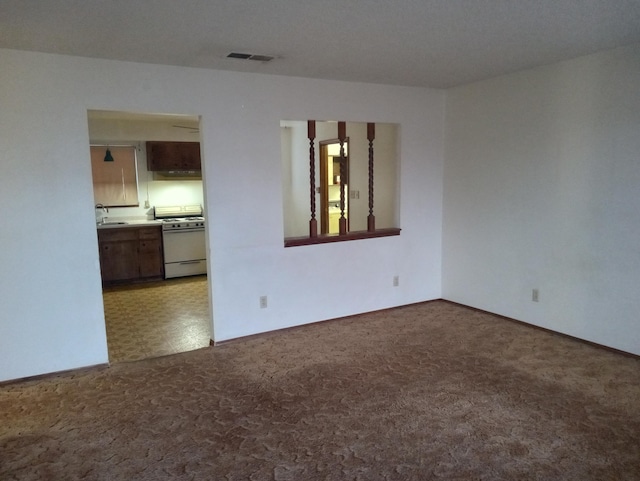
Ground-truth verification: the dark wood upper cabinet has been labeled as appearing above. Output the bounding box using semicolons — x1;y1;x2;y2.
146;141;201;171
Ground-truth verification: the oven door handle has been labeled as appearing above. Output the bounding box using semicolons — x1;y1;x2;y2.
176;260;203;265
163;229;205;234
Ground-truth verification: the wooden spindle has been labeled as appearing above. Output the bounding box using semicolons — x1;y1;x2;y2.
338;121;347;235
367;122;376;232
308;120;317;238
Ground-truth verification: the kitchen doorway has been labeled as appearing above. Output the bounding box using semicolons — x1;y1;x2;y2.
87;109;213;363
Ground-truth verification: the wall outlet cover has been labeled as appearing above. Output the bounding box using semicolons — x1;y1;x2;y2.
532;289;539;302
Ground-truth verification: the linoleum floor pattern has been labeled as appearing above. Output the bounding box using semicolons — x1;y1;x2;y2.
103;275;210;363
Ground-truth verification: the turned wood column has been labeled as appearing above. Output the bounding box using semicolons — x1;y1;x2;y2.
308;120;317;238
338;121;347;235
367;122;376;232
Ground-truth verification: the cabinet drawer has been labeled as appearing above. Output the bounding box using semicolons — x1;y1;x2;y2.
98;229;138;242
138;227;161;240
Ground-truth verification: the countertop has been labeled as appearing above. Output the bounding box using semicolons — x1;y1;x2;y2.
97;219;162;229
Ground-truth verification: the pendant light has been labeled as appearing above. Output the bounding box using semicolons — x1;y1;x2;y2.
104;147;114;162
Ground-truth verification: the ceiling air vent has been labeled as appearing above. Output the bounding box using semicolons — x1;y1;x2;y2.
227;52;274;62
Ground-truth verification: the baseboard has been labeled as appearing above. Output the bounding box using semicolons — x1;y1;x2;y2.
441;299;640;360
0;363;110;387
212;298;442;347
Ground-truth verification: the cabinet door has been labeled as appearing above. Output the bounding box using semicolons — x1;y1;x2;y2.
147;142;201;171
178;142;201;170
99;240;139;282
138;239;164;278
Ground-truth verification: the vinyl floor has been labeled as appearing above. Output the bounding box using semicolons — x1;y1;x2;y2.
102;275;211;363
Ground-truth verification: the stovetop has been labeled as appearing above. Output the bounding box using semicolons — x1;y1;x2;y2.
155;206;205;230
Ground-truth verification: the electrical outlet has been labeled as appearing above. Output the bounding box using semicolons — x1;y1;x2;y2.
393;275;399;287
144;200;150;209
532;289;539;302
260;296;268;308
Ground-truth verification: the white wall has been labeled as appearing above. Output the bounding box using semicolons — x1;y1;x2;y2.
280;121;312;238
0;48;444;382
443;44;640;355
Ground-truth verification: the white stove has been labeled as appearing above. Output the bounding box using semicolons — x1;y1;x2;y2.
154;205;207;278
160;216;205;231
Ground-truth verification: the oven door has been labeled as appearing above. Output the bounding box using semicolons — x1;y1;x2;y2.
162;228;207;278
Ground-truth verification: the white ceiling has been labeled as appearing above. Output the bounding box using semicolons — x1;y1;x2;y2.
2;0;640;88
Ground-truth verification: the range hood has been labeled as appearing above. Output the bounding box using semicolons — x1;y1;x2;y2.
152;171;202;180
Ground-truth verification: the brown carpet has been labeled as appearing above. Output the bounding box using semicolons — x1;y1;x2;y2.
1;301;639;480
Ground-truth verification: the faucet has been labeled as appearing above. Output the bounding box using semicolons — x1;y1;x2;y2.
95;204;109;224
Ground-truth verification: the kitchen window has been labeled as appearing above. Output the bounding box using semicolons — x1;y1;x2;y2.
90;145;139;207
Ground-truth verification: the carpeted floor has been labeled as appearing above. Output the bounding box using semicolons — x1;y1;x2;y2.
1;301;639;480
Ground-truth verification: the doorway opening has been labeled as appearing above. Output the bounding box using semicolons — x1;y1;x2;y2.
319;138;349;234
87;109;213;363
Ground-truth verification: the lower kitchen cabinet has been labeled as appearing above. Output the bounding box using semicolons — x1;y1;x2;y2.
138;228;164;279
98;226;164;285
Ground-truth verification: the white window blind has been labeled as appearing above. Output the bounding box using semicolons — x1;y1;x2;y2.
90;146;139;207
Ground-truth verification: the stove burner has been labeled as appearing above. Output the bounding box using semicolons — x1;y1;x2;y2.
160;216;206;232
154;206;205;229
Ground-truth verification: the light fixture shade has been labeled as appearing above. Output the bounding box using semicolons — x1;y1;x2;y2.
104;148;114;162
